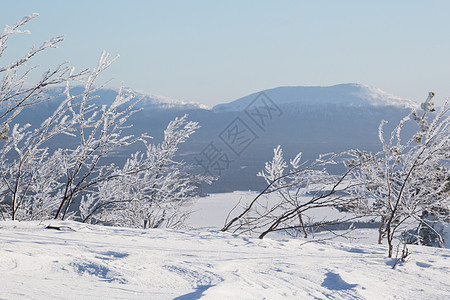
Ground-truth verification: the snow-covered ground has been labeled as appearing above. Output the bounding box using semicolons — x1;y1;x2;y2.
1;192;449;299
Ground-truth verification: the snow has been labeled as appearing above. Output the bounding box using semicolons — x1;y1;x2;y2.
38;86;211;112
131;89;211;110
1;192;450;299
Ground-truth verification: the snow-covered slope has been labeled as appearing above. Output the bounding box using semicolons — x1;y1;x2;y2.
1;218;449;299
131;89;210;111
213;83;418;113
38;86;210;111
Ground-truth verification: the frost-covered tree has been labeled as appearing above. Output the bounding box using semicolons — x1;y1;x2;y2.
221;146;362;239
0;14;87;220
348;93;449;257
0;49;142;220
52;53;144;220
0;40;145;220
80;115;210;229
0;14;86;140
0;14;204;228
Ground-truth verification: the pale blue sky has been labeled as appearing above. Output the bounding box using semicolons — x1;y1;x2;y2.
2;1;450;106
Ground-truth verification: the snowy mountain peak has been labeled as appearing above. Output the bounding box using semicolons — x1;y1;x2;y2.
345;83;418;108
42;86;211;111
213;84;418;113
131;89;210;110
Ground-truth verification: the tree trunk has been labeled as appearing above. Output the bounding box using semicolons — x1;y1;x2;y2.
378;216;387;244
386;223;393;258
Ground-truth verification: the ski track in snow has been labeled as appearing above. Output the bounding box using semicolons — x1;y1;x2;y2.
1;220;449;299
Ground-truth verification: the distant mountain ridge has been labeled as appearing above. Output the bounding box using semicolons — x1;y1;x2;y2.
38;83;417;113
38;86;210;111
130;89;210;110
213;83;418;113
14;83;420;193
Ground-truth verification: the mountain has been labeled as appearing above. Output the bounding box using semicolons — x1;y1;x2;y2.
34;86;210;112
10;84;420;193
128;89;210;111
192;84;417;192
214;83;417;112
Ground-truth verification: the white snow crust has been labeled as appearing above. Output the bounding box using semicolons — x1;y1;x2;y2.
1;192;449;299
132;89;210;110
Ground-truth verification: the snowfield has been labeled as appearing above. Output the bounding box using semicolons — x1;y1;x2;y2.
1;199;449;300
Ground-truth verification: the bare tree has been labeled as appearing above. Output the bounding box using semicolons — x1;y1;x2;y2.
0;44;145;220
348;93;449;257
221;146;363;239
53;52;145;220
0;14;86;220
0;13;86;140
79;115;210;229
0;14;206;229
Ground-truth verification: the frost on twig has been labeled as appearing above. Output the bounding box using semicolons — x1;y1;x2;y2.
346;93;449;257
0;15;208;228
221;146;363;240
79;115;211;229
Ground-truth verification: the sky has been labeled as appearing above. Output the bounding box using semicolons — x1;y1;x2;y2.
1;0;450;107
